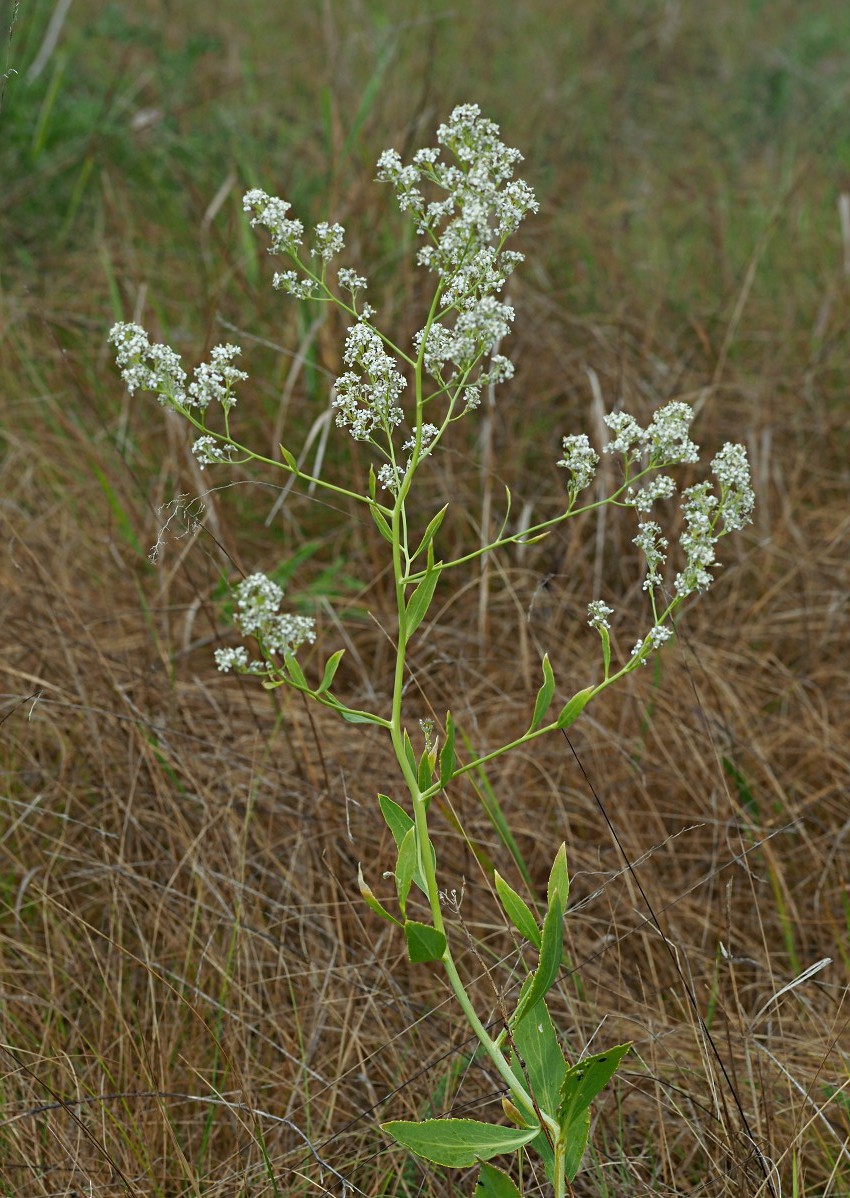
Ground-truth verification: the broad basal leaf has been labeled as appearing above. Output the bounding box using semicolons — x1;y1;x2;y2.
382;1118;537;1168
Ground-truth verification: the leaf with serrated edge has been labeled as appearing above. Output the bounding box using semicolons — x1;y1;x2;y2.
403;921;447;964
494;873;541;949
529;653;555;732
382;1118;537;1168
475;1162;522;1197
557;1043;631;1140
510;988;567;1117
562;1106;590;1181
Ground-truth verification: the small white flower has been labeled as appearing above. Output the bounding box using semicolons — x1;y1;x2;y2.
312;221;345;261
273;270;319;300
625;474;676;512
338;268;368;292
214;646;249;673
192;436;238;469
187;344;247;411
558;434;599;498
243;189;304;254
587;600;614;631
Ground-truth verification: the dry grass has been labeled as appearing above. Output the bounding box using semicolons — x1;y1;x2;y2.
2;1;850;1194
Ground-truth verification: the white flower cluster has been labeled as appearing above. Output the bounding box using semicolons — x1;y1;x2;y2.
632;625;674;661
332;324;406;441
558;434;600;503
215;572;316;673
109;324;249;415
188;344;247;412
312;221;345;261
603;401;699;467
587;600;614;631
377;424;440;494
634;521;669;591
377;104;538;405
243;189;304;255
109;322;187;407
712;442;755;531
192;436;238;469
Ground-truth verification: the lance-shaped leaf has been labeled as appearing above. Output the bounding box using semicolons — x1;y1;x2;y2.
405;547;441;637
598;624;611;680
417;746;435;792
316;648;345;695
382;1118;537;1168
279;444;297;471
511;900;563;1028
378;793;413;848
557;1042;632;1173
413;503;448;562
510;991;568;1117
403;920;447;964
284;653;308;689
555;685;595;730
395;828;417;915
562;1107;590;1181
369;503;394;544
378;795;434;893
529;653;556;732
439;711;456;787
475;1162;522;1197
339;707;384;725
494;872;541;950
357;864;402;926
547;843;569;915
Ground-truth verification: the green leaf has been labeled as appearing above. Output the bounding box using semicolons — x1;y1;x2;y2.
417;746;435;791
279;444;297;470
439;711;456;787
368;463;377;501
405;561;441;636
339;708;383;725
557;1043;632;1143
357;864;402;926
547;843;569;915
511;901;564;1028
403;921;447;964
403;729;417;774
529;653;556;732
382;1118;537;1168
285;654;308;689
562;1106;591;1181
395;828;417;915
510;992;568;1117
413;503;449;561
494;873;541;950
378;794;413;848
316;648;345;694
370;502;394;544
599;625;611;680
475;1162;522;1197
555;686;594;730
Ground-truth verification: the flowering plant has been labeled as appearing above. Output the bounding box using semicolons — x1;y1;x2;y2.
110;105;753;1197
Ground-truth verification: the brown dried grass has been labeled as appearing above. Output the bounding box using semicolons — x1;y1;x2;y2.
2;2;849;1195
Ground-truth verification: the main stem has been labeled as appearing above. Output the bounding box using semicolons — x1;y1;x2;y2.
387;390;550;1139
